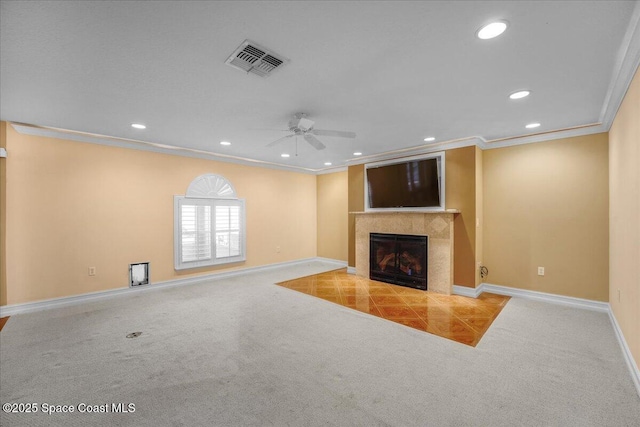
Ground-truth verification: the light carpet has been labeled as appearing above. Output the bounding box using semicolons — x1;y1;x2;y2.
1;260;638;426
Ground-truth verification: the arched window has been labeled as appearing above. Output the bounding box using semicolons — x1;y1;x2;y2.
174;174;246;270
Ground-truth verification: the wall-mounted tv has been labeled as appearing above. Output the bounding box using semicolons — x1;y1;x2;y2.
365;153;444;211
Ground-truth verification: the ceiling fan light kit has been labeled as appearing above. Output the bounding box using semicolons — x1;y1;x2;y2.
290;115;315;133
266;113;356;152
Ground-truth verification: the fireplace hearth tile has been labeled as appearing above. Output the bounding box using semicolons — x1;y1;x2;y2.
411;305;452;320
447;304;496;317
394;318;429;331
369;295;405;305
392;286;428;297
352;303;383;317
396;295;432;305
277;268;510;347
375;305;421;319
318;295;342;304
361;285;398;295
459;317;494;333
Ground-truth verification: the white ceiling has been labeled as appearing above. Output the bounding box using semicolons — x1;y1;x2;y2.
1;1;639;172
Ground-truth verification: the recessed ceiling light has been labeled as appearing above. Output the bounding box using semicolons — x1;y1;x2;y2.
220;141;231;146
353;152;362;156
324;162;332;166
281;153;290;158
477;21;508;40
424;137;436;142
131;123;146;129
525;122;541;129
509;90;530;100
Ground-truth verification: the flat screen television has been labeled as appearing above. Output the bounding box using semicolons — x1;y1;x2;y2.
366;154;443;210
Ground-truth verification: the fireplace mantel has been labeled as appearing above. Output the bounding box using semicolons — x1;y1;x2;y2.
353;211;457;294
350;210;460;215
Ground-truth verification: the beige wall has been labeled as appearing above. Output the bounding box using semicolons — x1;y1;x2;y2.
609;65;640;369
0;122;6;306
483;133;609;301
2;125;317;305
347;164;364;267
475;146;484;286
445;146;477;288
317;171;348;261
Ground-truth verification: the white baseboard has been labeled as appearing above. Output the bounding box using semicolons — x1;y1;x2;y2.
0;257;346;317
314;257;348;268
452;284;482;298
452;281;638;398
608;308;640;398
478;282;610;312
346;266;357;275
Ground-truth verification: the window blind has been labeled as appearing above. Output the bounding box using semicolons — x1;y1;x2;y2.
174;196;245;270
215;205;241;259
180;204;212;263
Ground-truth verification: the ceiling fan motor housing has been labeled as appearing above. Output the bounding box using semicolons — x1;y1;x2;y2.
289;116;315;133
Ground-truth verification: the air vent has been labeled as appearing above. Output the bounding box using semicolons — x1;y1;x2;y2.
225;40;288;77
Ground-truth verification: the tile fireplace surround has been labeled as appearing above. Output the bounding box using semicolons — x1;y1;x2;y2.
353;211;457;295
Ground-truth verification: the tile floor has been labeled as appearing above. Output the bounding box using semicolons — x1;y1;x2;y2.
277;268;510;346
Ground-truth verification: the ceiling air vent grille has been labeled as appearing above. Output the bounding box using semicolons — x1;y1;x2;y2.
225;40;288;78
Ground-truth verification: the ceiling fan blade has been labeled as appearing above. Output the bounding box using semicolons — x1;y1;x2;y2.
311;129;356;139
266;134;294;147
304;134;326;150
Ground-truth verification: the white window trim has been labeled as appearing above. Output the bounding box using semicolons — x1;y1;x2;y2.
174;174;246;271
174;196;246;270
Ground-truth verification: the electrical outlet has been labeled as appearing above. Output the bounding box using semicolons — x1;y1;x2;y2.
88;267;96;276
618;289;621;302
537;266;545;276
276;246;281;253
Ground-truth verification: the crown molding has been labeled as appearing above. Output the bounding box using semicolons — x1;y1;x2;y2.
10;122;324;175
599;0;640;130
344;136;483;167
481;123;607;150
9;119;611;177
316;166;348;175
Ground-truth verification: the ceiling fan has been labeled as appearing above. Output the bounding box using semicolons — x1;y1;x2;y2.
266;113;356;150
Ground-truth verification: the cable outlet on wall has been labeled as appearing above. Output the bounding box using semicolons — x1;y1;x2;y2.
537;266;545;276
88;267;96;276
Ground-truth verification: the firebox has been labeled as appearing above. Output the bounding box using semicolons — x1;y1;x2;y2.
370;233;428;290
